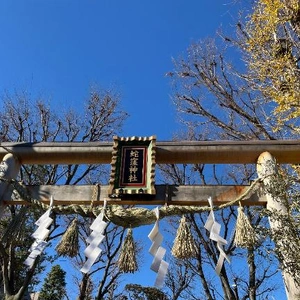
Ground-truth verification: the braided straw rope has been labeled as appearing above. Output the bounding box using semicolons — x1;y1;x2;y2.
2;177;263;228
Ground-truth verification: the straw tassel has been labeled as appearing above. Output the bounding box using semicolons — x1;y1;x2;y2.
118;228;138;273
234;205;257;248
171;215;198;259
56;218;79;257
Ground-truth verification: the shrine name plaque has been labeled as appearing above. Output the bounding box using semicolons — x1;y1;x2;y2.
108;136;156;197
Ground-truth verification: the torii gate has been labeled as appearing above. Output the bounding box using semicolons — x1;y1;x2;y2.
0;139;299;299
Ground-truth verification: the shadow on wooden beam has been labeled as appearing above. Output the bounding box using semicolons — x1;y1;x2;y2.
2;184;266;207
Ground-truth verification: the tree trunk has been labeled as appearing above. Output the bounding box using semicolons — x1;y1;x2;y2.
77;274;90;300
247;247;256;300
219;266;237;300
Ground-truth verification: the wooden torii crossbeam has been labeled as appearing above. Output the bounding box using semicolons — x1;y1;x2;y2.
2;184;266;206
0;139;300;164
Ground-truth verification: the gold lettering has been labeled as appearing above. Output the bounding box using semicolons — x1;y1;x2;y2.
128;149;140;182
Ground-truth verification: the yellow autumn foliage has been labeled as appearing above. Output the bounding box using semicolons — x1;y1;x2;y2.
246;0;300;126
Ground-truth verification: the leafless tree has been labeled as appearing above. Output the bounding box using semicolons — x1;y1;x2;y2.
158;12;292;296
0;88;128;300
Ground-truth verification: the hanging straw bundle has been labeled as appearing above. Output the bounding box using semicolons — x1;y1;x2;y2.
118;228;138;273
56;218;79;257
234;205;257;248
171;215;198;259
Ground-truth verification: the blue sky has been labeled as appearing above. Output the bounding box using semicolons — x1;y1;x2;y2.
0;0;241;140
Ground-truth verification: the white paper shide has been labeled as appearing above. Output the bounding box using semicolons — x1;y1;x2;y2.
148;206;169;288
24;208;53;268
80;205;107;274
204;197;230;274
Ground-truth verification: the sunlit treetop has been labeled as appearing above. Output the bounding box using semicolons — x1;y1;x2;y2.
245;0;300;127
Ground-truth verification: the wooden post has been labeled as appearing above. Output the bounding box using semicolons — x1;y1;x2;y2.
0;153;21;216
257;151;299;299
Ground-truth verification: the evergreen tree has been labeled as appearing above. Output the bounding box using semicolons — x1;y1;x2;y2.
39;265;66;300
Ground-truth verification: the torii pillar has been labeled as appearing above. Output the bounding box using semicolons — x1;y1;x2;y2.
257;151;299;300
0;153;21;217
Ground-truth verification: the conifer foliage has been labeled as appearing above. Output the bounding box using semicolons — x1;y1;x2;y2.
39;265;67;300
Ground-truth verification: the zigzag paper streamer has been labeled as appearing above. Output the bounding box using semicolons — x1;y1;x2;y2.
204;197;230;274
24;205;53;268
80;203;107;274
148;207;169;288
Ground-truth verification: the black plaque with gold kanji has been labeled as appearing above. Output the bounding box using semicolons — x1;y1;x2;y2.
120;147;147;186
108;136;156;197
